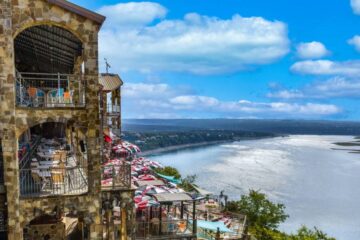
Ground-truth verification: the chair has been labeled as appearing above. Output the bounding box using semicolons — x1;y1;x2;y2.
64;91;71;104
27;87;37;106
57;88;64;104
60;151;67;163
31;171;50;192
53;153;61;162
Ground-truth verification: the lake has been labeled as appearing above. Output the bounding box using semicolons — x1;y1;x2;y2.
150;135;360;240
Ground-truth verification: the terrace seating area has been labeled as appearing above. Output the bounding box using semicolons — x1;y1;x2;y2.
19;125;88;198
16;72;85;108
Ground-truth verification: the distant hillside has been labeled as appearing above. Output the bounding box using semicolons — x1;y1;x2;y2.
123;119;360;135
121;130;276;152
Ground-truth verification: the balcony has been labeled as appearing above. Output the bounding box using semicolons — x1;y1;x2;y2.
20;166;88;198
15;72;86;108
135;219;196;240
101;162;132;191
106;104;121;115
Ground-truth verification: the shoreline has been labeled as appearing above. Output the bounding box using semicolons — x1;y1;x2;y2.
140;135;278;156
140;140;231;156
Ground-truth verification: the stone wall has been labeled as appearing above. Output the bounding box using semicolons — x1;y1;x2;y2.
102;190;135;240
0;0;104;239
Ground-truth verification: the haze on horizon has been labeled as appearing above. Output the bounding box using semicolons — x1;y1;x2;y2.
73;0;360;120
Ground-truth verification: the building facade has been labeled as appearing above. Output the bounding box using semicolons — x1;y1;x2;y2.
0;0;110;239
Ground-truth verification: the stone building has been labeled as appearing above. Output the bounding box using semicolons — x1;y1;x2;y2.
0;0;134;239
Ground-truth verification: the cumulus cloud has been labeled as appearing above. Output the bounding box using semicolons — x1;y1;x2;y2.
98;2;167;28
296;41;330;59
351;0;360;14
290;60;360;76
268;77;360;99
348;35;360;52
98;2;289;74
122;82;341;118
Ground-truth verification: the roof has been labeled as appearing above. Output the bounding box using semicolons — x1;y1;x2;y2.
136;180;165;187
192;184;213;196
47;0;106;25
152;193;193;203
100;73;123;92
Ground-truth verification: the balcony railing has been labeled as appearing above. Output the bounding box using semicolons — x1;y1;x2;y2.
101;163;131;190
135;220;196;239
20;166;88;198
16;72;86;108
106;104;121;115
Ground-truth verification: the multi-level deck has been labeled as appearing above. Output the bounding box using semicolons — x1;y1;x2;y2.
0;0;109;239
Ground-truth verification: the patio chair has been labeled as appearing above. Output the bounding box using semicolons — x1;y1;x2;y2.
60;151;67;163
31;171;50;192
53;153;62;162
27;87;37;107
51;171;64;193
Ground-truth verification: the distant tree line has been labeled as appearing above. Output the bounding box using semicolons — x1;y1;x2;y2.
122;130;276;151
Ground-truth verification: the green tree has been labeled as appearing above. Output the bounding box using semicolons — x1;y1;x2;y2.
289;226;336;240
226;190;289;230
179;174;197;192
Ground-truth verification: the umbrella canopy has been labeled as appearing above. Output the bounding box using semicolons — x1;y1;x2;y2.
196;220;233;233
156;173;181;184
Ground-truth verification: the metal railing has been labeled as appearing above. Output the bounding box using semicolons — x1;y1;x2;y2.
135;220;195;239
20;166;88;197
101;163;131;190
106;104;121;114
16;72;86;108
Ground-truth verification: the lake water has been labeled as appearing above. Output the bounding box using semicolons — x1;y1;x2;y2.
150;135;360;240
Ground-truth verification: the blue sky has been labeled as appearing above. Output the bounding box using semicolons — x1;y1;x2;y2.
73;0;360;120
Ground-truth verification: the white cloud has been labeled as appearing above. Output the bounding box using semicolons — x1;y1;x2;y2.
123;83;171;98
291;60;360;76
296;41;330;59
98;2;289;74
268;77;360;99
121;82;341;118
348;35;360;52
98;2;167;28
267;90;305;99
351;0;360;14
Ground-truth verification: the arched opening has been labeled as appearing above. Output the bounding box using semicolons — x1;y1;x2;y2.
19;122;88;197
23;212;90;240
14;25;85;108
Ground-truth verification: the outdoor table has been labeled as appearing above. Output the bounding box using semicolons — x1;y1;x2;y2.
39;161;60;166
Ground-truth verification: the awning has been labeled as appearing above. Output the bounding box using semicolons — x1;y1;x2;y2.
156;173;181;184
100;73;123;92
192;184;213;196
152;193;193;203
136;180;165;187
196;220;233;233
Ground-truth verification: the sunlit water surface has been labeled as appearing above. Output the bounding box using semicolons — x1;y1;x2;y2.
150;135;360;240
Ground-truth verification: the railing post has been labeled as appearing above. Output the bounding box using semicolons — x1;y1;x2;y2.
112;165;115;189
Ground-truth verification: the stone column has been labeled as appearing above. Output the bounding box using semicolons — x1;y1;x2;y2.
0;1;22;239
83;32;103;239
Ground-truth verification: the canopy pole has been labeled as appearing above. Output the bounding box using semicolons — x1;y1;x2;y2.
192;201;197;235
159;204;162;236
180;201;184;219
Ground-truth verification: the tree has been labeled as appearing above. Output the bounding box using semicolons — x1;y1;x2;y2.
178;175;197;192
290;226;336;240
226;190;289;230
